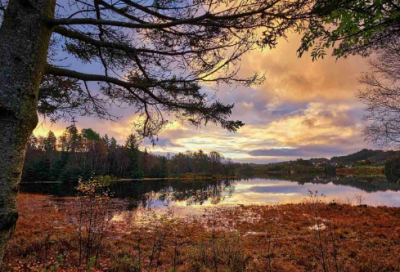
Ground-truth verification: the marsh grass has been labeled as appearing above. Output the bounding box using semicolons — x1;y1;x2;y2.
2;189;400;271
68;179;114;267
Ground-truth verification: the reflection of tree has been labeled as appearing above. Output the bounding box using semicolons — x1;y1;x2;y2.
20;183;77;197
22;173;399;208
259;174;400;193
137;179;236;208
21;179;236;210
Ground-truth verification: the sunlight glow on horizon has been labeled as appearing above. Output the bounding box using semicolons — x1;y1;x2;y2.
33;32;372;163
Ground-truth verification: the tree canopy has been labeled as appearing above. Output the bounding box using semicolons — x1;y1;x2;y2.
0;0;315;142
298;0;400;59
23;126;236;182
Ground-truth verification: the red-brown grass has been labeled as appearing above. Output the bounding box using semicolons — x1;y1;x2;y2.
2;192;400;271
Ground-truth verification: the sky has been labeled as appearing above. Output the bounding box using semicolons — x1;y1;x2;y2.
34;32;374;164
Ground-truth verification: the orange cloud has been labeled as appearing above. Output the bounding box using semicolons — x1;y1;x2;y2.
240;33;369;103
32;32;372;162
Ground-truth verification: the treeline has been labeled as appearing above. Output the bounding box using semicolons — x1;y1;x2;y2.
330;149;399;166
22;125;236;183
241;159;326;176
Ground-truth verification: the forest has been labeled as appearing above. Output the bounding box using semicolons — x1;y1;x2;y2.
22;125;236;183
24;124;400;184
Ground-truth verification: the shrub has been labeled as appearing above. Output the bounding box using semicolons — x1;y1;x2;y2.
385;155;400;183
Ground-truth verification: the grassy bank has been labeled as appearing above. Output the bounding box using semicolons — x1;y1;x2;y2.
336;166;385;176
2;192;400;271
250;164;326;176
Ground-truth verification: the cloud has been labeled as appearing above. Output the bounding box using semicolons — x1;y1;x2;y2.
143;138;182;148
249;148;305;157
135;101;369;161
248;146;347;158
238;33;369;103
33;32;373;163
270;102;308;116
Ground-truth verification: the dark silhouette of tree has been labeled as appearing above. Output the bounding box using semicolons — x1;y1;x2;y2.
298;0;400;59
44;131;57;152
358;38;400;147
22;126;234;182
125;134;143;178
82;128;101;142
102;134;110;147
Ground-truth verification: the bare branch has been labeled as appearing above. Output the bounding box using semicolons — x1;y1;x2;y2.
359;37;400;147
46;64;150;90
39;0;313;139
53;26;232;56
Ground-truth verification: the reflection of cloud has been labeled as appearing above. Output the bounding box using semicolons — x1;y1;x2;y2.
246;185;304;194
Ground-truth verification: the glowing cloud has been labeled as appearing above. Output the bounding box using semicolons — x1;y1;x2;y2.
34;33;372;163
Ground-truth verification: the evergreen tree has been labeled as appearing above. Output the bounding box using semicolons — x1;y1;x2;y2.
23;129;234;182
82;128;101;141
142;148;149;177
58;134;68;152
160;156;168;178
44;131;57;152
110;137;117;149
102;134;110;148
24;156;51;182
50;151;69;180
125;134;143;179
65;124;80;152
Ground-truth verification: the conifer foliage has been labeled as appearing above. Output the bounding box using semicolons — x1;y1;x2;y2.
23;126;235;183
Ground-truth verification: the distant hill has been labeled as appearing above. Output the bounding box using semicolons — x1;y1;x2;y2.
262;149;400;167
309;158;330;164
330;149;399;165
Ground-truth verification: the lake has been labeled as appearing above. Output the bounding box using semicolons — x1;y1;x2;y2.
20;174;400;212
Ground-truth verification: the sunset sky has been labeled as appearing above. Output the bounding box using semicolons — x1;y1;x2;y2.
34;32;372;163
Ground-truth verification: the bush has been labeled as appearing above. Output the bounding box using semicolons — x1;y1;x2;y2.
385;156;400;183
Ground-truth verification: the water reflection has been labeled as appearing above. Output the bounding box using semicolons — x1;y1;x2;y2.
110;179;236;210
227;176;400;207
249;174;400;193
20;174;400;208
20;179;236;209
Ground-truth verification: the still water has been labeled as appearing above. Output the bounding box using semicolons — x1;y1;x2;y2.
21;174;400;210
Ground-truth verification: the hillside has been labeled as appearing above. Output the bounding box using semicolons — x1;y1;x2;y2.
330;149;399;165
250;149;400;176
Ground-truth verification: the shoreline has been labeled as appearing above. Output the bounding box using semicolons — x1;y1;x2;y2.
20;175;238;184
20;170;391;185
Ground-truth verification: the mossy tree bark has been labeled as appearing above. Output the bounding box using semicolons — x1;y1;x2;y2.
0;0;55;264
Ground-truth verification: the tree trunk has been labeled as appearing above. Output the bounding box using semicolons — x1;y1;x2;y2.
0;0;55;264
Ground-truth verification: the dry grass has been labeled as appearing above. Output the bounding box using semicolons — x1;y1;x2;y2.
2;193;400;271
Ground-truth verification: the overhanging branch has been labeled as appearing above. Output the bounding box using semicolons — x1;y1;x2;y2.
45;65;149;90
53;26;228;56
